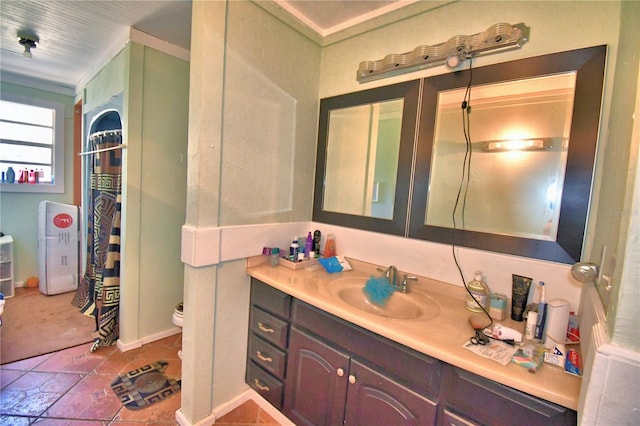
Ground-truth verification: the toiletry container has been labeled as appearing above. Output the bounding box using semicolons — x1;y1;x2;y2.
323;234;336;257
465;271;490;312
525;311;538;341
270;248;280;266
489;293;507;320
305;232;313;258
6;167;15;183
289;237;299;261
544;299;570;349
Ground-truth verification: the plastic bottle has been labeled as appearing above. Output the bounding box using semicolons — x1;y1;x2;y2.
535;281;547;341
465;271;491;312
270;248;280;266
323;234;336;257
6;167;15;183
305;232;314;258
289;237;299;262
313;230;322;257
525;311;538;341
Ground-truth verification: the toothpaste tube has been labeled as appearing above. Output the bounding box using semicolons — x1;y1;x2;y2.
565;348;582;376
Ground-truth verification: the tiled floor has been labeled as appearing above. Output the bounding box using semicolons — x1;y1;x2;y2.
0;333;278;425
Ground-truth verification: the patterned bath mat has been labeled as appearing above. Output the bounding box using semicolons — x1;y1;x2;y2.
110;360;181;410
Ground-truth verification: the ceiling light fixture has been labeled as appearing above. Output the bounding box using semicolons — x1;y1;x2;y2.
17;31;39;59
357;23;530;83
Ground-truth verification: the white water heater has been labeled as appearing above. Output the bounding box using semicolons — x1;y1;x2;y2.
38;201;80;295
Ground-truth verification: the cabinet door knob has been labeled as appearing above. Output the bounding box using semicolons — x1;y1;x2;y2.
336;368;344;377
256;350;272;363
348;374;356;384
257;322;275;333
253;378;270;392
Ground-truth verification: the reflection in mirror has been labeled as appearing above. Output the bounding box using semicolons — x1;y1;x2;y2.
426;73;577;240
314;80;420;236
410;45;607;263
324;99;403;219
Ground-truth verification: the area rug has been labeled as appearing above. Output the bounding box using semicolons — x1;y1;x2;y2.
0;287;96;364
111;360;181;410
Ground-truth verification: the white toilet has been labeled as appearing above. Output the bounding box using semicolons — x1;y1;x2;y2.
172;302;183;358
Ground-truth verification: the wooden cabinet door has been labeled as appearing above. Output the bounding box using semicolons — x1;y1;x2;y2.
284;328;349;426
345;359;438;426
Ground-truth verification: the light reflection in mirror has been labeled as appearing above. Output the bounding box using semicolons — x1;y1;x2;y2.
425;72;576;240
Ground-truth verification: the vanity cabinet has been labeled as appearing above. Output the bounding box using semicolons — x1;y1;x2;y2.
246;278;577;425
245;278;292;408
439;365;577;426
284;300;440;426
285;327;438;426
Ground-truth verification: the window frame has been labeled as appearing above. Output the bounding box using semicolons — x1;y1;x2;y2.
0;93;65;194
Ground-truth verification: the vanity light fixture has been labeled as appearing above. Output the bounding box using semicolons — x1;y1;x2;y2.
356;22;530;83
483;139;545;152
17;31;39;59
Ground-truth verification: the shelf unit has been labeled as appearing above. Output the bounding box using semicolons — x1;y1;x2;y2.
0;235;14;298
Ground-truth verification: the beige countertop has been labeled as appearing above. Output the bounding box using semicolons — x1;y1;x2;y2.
246;257;581;411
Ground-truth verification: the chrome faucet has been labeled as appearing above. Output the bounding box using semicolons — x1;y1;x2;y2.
377;266;416;293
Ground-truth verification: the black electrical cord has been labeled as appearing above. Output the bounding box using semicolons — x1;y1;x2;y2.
450;56;494;334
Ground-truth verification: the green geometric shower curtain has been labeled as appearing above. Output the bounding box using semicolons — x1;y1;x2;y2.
72;130;122;352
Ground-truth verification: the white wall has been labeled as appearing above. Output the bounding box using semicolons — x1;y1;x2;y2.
179;1;321;424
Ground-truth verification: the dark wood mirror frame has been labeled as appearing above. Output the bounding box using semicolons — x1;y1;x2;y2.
313;79;421;235
409;45;607;263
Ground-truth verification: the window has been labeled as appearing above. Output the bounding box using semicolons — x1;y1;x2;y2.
0;94;65;193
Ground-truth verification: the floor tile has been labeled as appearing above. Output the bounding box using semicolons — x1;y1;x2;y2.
0;415;32;425
0;332;286;425
1;368;25;389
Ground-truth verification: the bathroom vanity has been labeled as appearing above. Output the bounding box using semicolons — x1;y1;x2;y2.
246;259;579;425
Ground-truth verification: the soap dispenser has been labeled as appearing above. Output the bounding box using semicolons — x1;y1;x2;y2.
465;271;491;313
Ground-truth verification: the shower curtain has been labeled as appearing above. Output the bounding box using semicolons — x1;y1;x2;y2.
72;130;123;352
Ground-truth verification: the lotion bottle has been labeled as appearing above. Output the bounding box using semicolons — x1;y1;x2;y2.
465;271;491;312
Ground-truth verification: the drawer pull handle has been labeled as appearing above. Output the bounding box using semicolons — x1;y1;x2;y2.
348;374;357;384
256;350;273;363
253;378;270;392
258;322;275;333
336;368;344;377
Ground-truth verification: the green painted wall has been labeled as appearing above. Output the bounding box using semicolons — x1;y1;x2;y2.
0;83;75;286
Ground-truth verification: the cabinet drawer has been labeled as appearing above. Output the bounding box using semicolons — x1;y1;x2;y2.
441;409;478;426
442;365;576;426
250;306;289;349
251;278;291;319
248;335;286;379
246;360;283;409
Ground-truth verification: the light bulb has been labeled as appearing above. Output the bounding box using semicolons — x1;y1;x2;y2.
445;54;460;68
23;45;32;58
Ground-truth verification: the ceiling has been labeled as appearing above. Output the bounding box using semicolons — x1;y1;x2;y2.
0;0;432;94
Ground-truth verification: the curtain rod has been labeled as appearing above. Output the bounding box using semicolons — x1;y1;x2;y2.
77;143;127;157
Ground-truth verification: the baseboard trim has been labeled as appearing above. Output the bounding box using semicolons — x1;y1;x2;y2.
175;407;216;426
173;388;295;426
116;326;182;352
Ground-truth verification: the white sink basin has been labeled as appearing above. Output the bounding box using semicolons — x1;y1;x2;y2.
329;277;440;321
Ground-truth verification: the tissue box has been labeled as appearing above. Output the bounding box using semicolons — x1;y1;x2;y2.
279;257;318;270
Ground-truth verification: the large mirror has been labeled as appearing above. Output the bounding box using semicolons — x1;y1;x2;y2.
410;45;607;263
314;80;420;235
